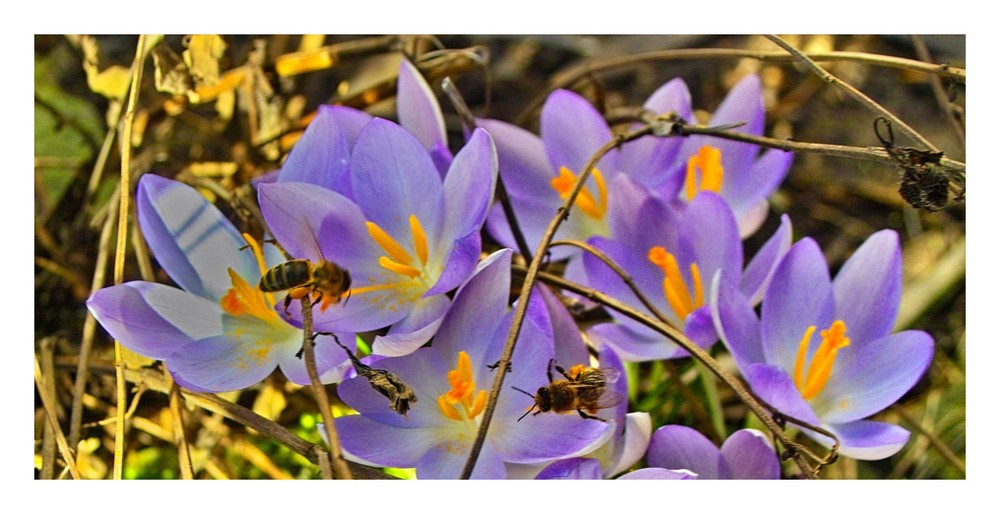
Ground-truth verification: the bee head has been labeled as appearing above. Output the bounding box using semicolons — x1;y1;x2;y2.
535;387;552;411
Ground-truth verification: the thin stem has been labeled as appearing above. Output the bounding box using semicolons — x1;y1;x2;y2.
911;36;965;147
70;185;118;448
111;34;149;480
165;370;195;479
34;356;82;480
39;338;58;479
764;34;939;152
300;299;352;479
460;125;655;479
441;76;535;263
518;46;965;125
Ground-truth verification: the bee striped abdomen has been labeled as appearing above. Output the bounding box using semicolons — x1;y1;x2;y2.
259;259;312;292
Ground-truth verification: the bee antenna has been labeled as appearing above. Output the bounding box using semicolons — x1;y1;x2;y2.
510;386;534;398
517;405;535;423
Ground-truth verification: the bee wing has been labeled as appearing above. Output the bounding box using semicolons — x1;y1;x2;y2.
595;367;621;384
595;389;625;410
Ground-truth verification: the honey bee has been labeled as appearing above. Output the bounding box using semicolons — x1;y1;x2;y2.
512;359;623;422
259;259;352;315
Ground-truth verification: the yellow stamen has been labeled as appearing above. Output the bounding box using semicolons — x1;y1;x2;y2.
241;233;268;280
648;246;703;320
366;221;413;266
685;146;725;201
409;214;429;266
550;166;608;220
220;268;279;323
437;351;487;422
378;257;422;279
794;320;851;400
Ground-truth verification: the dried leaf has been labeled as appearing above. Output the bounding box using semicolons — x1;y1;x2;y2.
152;44;193;96
183;34;226;87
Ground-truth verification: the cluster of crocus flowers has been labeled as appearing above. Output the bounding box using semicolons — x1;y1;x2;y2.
333;250;609;478
86;175;355;391
82;58;936;478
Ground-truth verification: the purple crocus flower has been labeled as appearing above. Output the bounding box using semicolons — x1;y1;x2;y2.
663;74;794;238
257;118;497;357
333;250;608;478
583;186;792;361
711;230;934;459
645;425;781;479
86;175;354;392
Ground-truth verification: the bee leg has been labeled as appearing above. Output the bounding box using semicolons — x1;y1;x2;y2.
546;358;557;383
486;360;512;373
552;362;574;381
282;295;294;317
576;409;607;422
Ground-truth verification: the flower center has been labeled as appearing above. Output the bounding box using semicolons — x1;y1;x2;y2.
348;215;434;300
793;320;851;400
550;166;608;221
685;145;724;201
437;351;488;422
647;246;704;321
220;233;280;325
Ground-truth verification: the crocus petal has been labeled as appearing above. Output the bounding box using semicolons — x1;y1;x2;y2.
541;89;617;176
397;59;450;176
431;250;512;356
685;75;765;201
608;412;653;476
814;331;933;423
719;429;781;479
618;468;696;479
440;128;498;243
761;238;836;370
277;106;354;191
277;332;355;385
335;414;441;468
164;334;282;392
418;440;506;479
258;182;380;269
539;284;590;367
739;214;792;305
647;425;723;479
350;118;445;240
370;295;450;357
137;174;256;300
584;236;675;332
535;458;603;479
684;306;719;350
833;229;902;346
736;200;771;239
823;419;911;460
677;192;742;285
607;174;676;249
86;281;223;360
745;363;822;426
728;148;794;219
492;412;610;464
710;274;765;372
616;78;692;190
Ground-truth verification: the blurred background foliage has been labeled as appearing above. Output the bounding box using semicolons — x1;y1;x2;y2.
33;34;965;479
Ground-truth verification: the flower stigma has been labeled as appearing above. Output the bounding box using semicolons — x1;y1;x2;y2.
793;320;851;400
647;246;704;321
685;146;724;201
437;351;488;422
550;166;608;221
